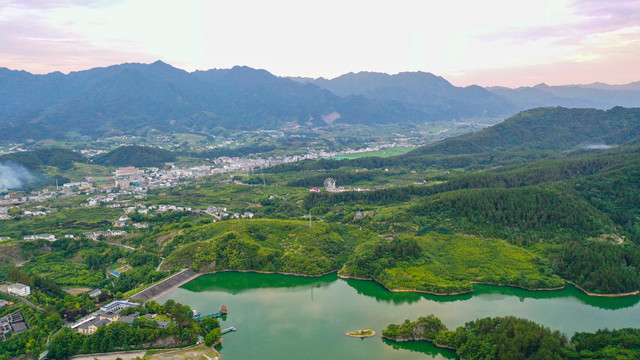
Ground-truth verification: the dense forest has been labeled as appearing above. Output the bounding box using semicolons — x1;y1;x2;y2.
93;145;176;167
383;315;640;359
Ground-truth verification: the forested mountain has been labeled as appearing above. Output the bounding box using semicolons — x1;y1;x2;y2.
408;107;640;156
309;71;518;120
0;62;427;140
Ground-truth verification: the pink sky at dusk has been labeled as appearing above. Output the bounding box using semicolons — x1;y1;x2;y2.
1;0;639;88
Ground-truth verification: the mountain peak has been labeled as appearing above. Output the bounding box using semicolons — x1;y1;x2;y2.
151;60;170;67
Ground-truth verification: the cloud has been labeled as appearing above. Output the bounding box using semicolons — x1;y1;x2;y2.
2;0;121;10
0;2;153;73
0;162;35;192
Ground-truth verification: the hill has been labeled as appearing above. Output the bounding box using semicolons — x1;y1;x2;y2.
301;144;640;294
163;219;373;275
341;233;563;294
92;145;176;167
0;148;86;170
408;107;640;156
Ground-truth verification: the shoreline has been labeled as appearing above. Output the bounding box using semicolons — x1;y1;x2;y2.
338;273;640;298
381;335;458;352
346;329;376;338
144;267;640;300
201;268;339;278
469;281;566;292
563;279;640;297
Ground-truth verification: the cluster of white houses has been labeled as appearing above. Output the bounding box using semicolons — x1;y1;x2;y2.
83;230;127;239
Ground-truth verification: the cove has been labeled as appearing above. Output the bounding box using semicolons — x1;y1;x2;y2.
159;272;640;360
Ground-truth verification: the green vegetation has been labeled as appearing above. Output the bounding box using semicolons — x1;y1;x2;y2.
0;148;86;170
341;233;563;294
572;328;640;359
47;299;213;359
164;219;373;275
0;305;64;359
408;107;640;155
298;145;640;294
383;315;574;359
346;329;375;337
2;106;640;357
381;315;446;341
0;207;121;239
384;315;640;359
93;145;176;167
335;147;415;159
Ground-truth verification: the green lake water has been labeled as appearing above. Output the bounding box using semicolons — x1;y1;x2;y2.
159;272;640;359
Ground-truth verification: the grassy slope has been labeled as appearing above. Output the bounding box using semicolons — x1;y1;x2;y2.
164;219;374;275
341;233;562;294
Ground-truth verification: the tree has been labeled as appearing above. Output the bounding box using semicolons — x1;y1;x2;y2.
204;328;221;346
200;317;220;333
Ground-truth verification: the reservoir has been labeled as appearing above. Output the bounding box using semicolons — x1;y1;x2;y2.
159;272;640;359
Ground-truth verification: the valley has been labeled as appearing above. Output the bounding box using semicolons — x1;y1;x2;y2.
1;81;640;359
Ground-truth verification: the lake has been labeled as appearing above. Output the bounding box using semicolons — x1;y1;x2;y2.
159;272;640;359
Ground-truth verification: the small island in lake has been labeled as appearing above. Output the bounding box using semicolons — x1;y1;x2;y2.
346;329;376;338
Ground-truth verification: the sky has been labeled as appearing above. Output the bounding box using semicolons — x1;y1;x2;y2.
1;0;639;87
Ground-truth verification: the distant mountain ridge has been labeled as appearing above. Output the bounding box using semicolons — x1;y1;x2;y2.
0;61;428;140
2;61;640;140
308;71;518;120
487;83;640;110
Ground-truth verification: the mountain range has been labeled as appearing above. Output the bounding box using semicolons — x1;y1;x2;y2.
2;61;640;140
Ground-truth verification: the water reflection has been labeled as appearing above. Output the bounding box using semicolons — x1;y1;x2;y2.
183;272;640;311
342;277;473;304
343;277;640;311
381;338;457;359
181;271;335;294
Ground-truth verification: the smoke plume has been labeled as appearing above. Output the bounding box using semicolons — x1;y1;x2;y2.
0;162;35;192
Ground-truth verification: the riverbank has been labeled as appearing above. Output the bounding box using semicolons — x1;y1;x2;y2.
158;269;640;360
380;335;459;356
563;279;640;297
202;268;339;278
337;272;640;298
140;268;639;302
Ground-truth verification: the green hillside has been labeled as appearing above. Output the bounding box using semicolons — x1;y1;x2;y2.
0;148;86;170
409;106;640;155
164;219;373;275
341;233;563;294
93;145;176;167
